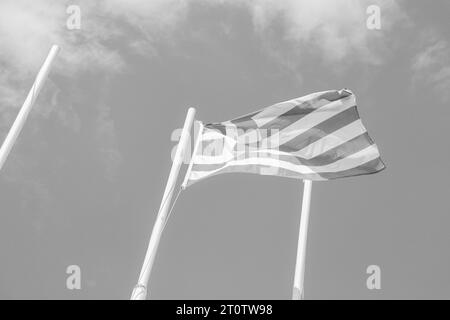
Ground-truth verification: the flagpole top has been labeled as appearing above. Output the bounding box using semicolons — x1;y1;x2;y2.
50;44;60;53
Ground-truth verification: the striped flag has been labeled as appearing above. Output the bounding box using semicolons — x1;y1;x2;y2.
182;89;385;187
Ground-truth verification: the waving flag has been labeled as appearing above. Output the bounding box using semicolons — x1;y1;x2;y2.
182;89;385;187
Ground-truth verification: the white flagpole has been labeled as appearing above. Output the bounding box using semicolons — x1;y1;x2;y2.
0;45;60;171
131;107;196;300
181;121;203;189
292;179;313;300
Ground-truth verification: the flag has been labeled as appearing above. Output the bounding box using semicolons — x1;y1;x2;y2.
182;89;385;187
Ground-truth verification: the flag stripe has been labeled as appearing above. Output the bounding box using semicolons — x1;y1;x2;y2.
205;123;227;136
186;157;385;187
189;144;381;181
257;99;330;138
263;95;356;148
251;92;325;127
192;131;375;168
299;132;375;166
279;105;360;153
256;98;323;128
251;101;297;127
292;119;367;159
191;151;300;171
206;97;330;142
203;104;360;154
229;111;260;129
186;163;327;185
318;89;352;102
318;157;385;180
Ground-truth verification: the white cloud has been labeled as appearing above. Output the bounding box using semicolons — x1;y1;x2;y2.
0;0;408;108
0;0;188;109
95;102;122;182
412;37;450;102
0;1;112;108
244;0;406;65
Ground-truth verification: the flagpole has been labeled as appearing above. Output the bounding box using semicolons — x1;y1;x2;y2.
0;44;60;171
292;179;313;300
181;121;203;189
131;107;196;300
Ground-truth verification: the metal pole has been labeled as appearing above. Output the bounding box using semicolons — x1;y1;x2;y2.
0;45;59;171
131;107;196;300
292;179;313;300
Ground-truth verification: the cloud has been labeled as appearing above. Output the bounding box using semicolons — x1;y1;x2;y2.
243;0;406;65
95;102;122;182
0;0;408;108
412;35;450;102
0;0;189;109
0;1;113;109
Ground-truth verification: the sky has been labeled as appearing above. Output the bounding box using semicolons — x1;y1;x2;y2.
0;0;449;299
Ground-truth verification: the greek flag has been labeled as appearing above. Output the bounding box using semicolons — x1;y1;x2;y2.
182;89;385;187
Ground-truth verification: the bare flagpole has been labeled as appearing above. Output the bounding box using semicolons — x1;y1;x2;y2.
0;45;60;171
131;107;196;300
292;179;313;300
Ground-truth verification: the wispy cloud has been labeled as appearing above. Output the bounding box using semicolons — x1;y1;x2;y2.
0;0;409;107
0;0;190;109
244;0;406;66
0;0;118;108
95;102;122;182
412;33;450;102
